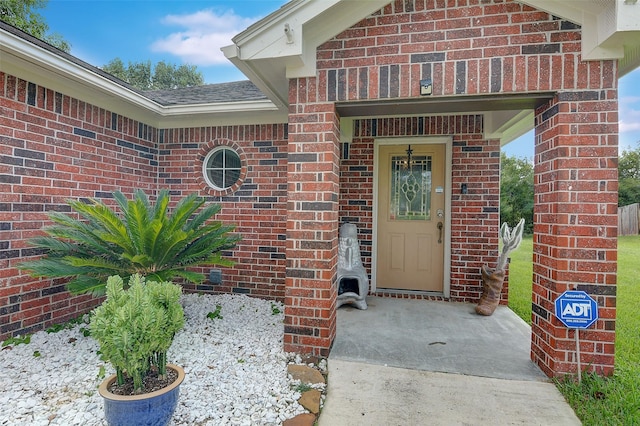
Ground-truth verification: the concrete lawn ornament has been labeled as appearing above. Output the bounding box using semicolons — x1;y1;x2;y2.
336;223;369;310
476;218;525;316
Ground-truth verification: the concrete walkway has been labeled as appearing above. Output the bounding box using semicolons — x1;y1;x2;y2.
318;297;581;425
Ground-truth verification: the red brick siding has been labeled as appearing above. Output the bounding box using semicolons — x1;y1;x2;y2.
1;73;157;341
532;90;618;377
157;126;289;301
339;116;502;303
1;73;290;341
316;0;594;101
315;0;617;376
1;0;620;379
284;78;340;356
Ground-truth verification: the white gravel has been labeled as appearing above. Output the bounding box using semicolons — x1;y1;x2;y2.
0;293;320;425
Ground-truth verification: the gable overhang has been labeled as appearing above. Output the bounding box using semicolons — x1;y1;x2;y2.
226;0;640;112
520;0;640;75
223;0;391;109
0;24;286;129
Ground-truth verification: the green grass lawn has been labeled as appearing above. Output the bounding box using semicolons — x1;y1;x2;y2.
507;235;640;425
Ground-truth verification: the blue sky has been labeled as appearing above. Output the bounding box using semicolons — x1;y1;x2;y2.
41;1;640;158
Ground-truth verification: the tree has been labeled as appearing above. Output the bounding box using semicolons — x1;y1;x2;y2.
18;189;240;296
500;153;534;234
618;144;640;206
102;58;204;90
0;0;70;52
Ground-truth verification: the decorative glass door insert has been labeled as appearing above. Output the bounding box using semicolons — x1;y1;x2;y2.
389;155;432;221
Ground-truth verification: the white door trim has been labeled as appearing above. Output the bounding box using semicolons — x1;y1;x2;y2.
371;137;452;297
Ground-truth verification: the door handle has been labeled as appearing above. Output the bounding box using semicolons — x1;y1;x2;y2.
437;222;443;244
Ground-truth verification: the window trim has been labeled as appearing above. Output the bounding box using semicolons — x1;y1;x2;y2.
202;146;242;191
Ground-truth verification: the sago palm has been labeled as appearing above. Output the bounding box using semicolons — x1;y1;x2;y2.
19;189;240;295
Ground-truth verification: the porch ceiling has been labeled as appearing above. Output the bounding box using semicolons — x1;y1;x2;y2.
335;93;554;117
336;92;555;144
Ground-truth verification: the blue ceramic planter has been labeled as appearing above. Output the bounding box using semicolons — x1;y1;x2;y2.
98;364;185;426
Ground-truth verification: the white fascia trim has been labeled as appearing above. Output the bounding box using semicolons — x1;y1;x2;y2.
158;99;280;117
158;109;287;129
485;110;534;143
223;51;289;110
517;0;586;26
519;0;640;61
1;30;284;128
230;0;340;59
231;0;308;46
1;29;160;111
585;0;640;62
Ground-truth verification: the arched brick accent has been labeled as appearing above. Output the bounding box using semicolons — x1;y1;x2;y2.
158;125;289;301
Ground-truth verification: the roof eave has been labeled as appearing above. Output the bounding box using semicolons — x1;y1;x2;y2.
224;0;390;108
157;101;287;128
0;26;284;129
0;26;162;119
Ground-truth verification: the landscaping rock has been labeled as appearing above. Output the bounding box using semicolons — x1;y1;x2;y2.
287;364;326;385
0;294;307;425
283;413;317;426
299;389;322;414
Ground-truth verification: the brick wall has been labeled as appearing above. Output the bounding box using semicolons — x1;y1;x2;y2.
312;0;618;376
532;90;618;377
1;72;290;341
284;78;341;356
1;0;620;378
157;126;289;301
1;73;157;340
316;0;585;101
339;116;502;303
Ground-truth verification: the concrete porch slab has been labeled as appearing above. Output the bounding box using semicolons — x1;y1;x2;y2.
330;296;546;381
318;296;581;425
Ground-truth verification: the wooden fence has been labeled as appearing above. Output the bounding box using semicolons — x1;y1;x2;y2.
618;203;640;236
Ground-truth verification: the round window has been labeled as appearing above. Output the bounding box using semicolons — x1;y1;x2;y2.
202;146;242;190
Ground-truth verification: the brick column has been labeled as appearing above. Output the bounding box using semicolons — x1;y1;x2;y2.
284;77;340;356
532;89;618;377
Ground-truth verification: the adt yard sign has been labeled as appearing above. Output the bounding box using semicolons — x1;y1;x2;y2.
555;290;598;329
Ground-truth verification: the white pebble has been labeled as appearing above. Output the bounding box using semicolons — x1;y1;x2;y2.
0;293;310;425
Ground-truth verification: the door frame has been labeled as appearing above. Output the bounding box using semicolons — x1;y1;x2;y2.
371;137;452;297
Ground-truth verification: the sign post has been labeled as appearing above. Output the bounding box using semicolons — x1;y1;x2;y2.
554;290;599;382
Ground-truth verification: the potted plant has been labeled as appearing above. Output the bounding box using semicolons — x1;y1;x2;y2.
19;189;240;296
476;218;525;316
91;274;185;426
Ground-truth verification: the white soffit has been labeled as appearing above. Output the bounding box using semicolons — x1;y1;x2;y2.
486;110;535;145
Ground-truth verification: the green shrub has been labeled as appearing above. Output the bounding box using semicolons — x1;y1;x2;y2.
19;189;240;296
90;274;184;392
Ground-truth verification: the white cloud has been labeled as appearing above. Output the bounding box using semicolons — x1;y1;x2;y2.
620;96;640;106
619;67;640;138
150;9;259;66
619;104;640;133
620;119;640;133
